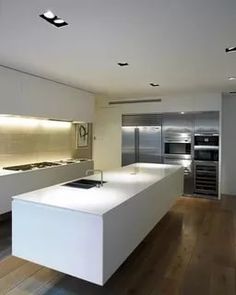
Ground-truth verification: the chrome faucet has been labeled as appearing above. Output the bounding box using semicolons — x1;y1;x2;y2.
85;169;104;187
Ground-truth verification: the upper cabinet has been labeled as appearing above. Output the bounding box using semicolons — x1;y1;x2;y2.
0;66;95;122
162;112;219;136
162;113;194;136
194;112;219;134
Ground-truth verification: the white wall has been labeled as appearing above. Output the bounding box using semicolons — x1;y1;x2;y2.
93;93;222;170
221;94;236;195
0;66;94;122
93;106;121;170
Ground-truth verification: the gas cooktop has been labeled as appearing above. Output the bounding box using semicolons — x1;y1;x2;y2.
3;161;60;171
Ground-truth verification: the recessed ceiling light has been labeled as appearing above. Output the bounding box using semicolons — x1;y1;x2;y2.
43;10;55;19
149;83;159;87
54;18;65;24
40;11;68;28
225;47;236;53
117;62;129;67
228;77;236;81
180;112;185;115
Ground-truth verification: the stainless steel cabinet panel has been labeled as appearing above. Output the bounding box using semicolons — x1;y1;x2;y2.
162;113;194;136
194;112;219;134
163;157;194;195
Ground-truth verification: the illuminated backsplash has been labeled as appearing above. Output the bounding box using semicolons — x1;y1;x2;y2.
0;116;71;129
0;116;74;167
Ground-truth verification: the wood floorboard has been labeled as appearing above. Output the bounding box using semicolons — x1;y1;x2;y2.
209;264;235;295
0;219;12;262
7;268;64;295
0;196;236;295
0;261;42;294
0;256;26;279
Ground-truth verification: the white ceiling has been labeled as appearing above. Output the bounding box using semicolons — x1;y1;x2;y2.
0;0;235;97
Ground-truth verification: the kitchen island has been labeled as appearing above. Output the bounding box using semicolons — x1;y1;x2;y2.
12;163;184;285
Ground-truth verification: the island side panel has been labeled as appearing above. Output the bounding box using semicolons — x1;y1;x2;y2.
102;168;183;284
12;200;104;285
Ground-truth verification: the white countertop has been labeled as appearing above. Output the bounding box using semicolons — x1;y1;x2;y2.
0;159;93;176
13;163;183;216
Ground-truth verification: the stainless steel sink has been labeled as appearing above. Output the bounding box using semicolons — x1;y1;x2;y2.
63;179;107;189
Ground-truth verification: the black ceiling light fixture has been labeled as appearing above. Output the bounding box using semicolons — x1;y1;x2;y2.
40;10;68;28
117;62;129;67
225;46;236;53
149;83;160;87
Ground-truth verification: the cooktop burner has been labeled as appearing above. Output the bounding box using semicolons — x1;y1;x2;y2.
3;161;60;171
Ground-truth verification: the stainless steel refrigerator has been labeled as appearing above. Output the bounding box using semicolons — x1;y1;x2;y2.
122;126;162;166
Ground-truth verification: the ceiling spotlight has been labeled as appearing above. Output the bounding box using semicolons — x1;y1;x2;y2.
229;77;236;81
150;83;159;87
40;11;68;28
180;112;185;115
225;47;236;53
43;10;55;19
54;18;65;24
117;62;129;67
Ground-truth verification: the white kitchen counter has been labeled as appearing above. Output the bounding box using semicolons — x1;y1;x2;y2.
0;159;93;214
13;163;182;215
12;163;184;286
0;159;91;176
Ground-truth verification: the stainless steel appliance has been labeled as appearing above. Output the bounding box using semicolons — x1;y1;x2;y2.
122;114;162;166
193;134;219;196
121;112;220;198
122;126;162;166
162;113;194;195
164;134;192;159
194;161;218;196
194;134;219;146
194;134;219;162
194;146;219;162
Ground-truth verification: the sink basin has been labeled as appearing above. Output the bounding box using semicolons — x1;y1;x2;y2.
63;179;107;189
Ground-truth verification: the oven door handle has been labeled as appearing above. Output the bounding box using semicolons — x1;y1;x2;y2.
164;140;191;143
194;145;219;150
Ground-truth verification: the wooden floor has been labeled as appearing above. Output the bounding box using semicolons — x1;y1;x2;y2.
0;196;236;295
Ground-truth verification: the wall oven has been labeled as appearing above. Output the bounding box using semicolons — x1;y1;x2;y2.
194;146;218;161
164;135;192;159
163;133;193;195
194;134;219;162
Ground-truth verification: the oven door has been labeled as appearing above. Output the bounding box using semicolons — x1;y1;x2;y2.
164;142;191;159
194;147;218;161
